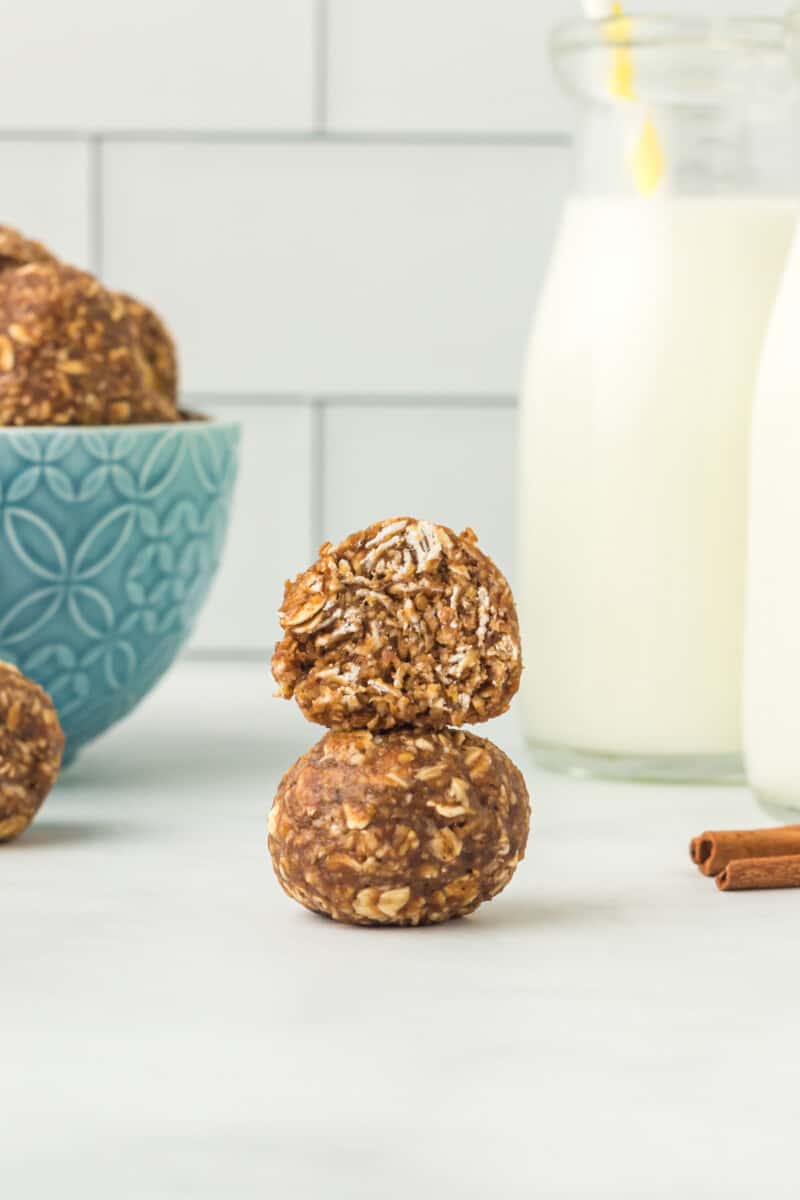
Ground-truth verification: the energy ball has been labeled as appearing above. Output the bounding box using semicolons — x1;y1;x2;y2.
0;662;64;842
273;517;522;732
268;727;530;926
0;262;180;426
116;293;178;408
0;225;56;275
0;226;179;420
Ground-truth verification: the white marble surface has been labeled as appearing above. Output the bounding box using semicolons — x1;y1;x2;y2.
3;661;797;1199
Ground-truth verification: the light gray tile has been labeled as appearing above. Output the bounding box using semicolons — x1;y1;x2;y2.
326;0;570;134
0;141;90;267
189;403;313;651
102;141;569;395
0;1;314;131
320;402;517;584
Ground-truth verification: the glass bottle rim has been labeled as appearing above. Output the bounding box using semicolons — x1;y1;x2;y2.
552;14;789;58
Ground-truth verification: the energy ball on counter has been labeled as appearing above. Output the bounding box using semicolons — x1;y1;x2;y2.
0;662;64;842
0;225;56;275
0;262;180;426
272;517;522;732
116;293;178;408
268;727;530;926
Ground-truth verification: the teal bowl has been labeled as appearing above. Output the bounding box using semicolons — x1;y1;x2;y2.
0;419;239;764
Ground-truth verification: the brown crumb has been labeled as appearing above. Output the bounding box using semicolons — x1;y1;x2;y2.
268;726;530;926
272;517;522;732
0;662;64;842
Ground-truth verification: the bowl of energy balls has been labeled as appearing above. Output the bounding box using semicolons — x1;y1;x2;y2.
0;225;239;764
269;517;530;927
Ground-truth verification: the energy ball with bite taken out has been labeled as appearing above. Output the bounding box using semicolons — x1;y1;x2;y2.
0;261;180;426
272;517;522;732
268;727;530;926
0;662;64;842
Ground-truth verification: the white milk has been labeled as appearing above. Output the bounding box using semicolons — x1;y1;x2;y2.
744;221;800;809
520;194;796;764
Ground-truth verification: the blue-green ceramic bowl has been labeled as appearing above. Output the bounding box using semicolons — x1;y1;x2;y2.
0;419;239;763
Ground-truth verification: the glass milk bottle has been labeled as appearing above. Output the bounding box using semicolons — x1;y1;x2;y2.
520;14;798;781
744;13;800;815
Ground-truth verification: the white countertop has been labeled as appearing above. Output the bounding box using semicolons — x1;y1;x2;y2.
3;660;797;1199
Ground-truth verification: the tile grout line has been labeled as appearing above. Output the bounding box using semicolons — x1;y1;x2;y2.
0;129;571;147
312;0;329;135
183;392;518;410
183;648;267;664
317;394;517;409
308;396;326;555
87;134;104;277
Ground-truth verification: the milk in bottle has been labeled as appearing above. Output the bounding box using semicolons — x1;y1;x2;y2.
744;218;800;812
519;14;798;780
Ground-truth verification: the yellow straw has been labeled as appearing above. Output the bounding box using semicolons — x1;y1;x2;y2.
605;3;665;196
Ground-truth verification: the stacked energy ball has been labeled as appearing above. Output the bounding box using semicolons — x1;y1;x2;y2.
269;517;531;926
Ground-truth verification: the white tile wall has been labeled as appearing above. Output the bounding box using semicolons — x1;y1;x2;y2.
101;141;569;396
645;0;784;11
321;402;517;585
0;140;91;268
0;1;315;131
189;402;314;652
326;0;785;135
2;0;777;654
327;0;570;134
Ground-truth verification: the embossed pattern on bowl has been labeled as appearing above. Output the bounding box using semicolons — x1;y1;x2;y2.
0;420;240;761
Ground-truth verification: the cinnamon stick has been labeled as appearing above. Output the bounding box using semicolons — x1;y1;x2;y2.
716;854;800;892
689;824;800;876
